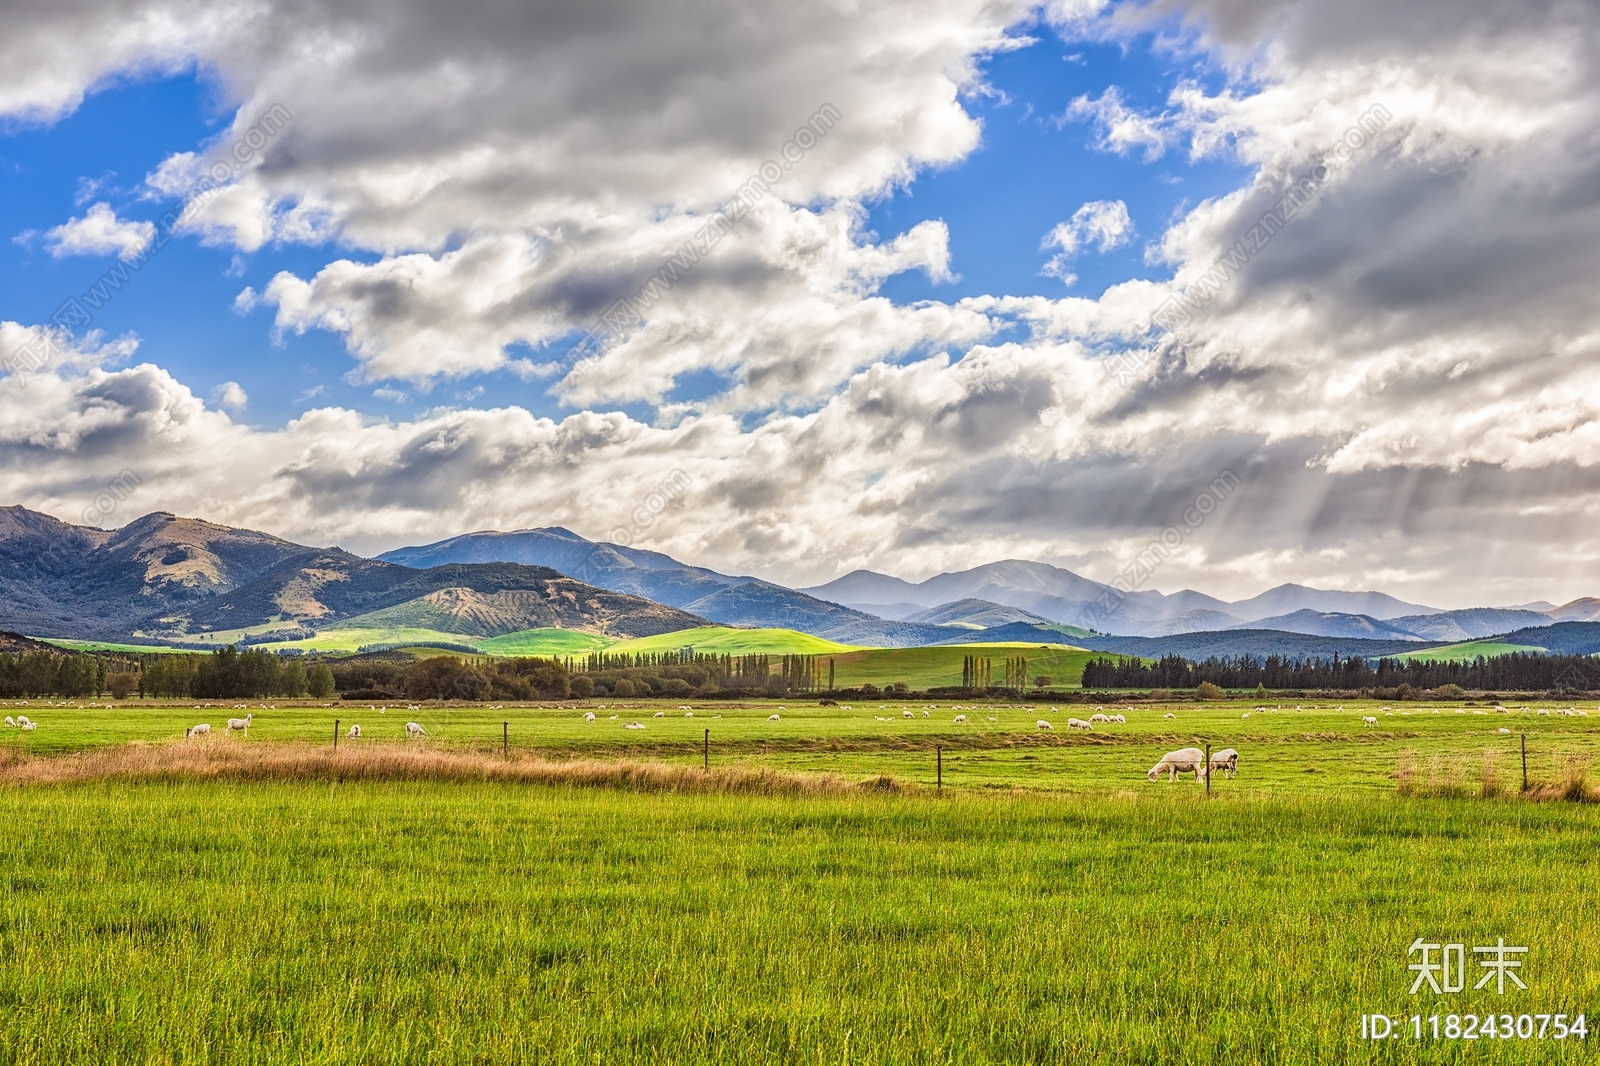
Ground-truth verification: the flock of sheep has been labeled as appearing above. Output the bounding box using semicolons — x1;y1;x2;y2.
181;712;430;740
3;715;37;730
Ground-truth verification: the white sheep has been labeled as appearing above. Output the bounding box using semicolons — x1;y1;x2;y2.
1208;748;1239;778
685;711;694;718
625;721;645;730
406;721;427;737
1163;712;1176;720
226;713;253;734
584;712;596;722
1538;709;1551;716
347;724;361;739
3;716;12;728
186;723;211;738
1109;713;1126;724
1036;720;1053;730
902;709;913;719
1498;727;1512;734
16;715;31;727
1241;712;1250;719
1148;747;1208;782
1362;716;1378;725
20;721;35;730
768;713;781;721
653;711;665;718
1067;718;1092;731
953;714;966;723
1089;713;1109;723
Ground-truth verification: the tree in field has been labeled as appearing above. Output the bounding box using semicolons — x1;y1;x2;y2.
307;663;336;699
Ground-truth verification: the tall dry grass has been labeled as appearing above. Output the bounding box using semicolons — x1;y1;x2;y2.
1396;749;1600;802
0;740;883;797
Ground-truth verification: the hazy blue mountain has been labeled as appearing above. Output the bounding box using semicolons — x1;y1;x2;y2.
1077;630;1447;661
1225;583;1439;621
1224;610;1426;641
1547;598;1600;622
801;561;1442;634
1387;608;1554;642
903;599;1056;628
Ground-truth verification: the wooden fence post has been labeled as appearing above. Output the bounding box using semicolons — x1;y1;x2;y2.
333;718;339;750
937;745;943;794
1205;742;1211;796
1522;733;1528;793
503;721;508;758
704;728;710;771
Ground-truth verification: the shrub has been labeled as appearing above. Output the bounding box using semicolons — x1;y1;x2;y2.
612;678;636;697
1149;687;1172;700
1195;681;1223;700
570;676;594;698
1032;676;1052;688
106;673;139;699
663;678;691;697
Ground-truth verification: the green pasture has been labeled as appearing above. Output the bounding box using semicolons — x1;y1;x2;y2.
1395;639;1548;661
828;641;1099;690
602;626;860;657
8;696;1600;798
3;777;1599;1064
476;628;614;656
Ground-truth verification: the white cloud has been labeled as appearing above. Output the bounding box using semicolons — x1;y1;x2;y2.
43;203;154;260
1041;199;1133;282
210;381;248;410
6;0;1600;603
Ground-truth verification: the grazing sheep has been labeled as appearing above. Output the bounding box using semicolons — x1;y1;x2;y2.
1241;713;1250;719
1538;709;1551;716
347;724;361;739
186;723;211;738
20;721;35;730
1163;712;1176;720
584;712;596;722
1113;713;1127;724
226;713;253;734
1067;718;1093;731
1208;748;1239;778
653;711;665;718
3;716;12;728
902;710;914;719
685;711;694;718
1036;720;1053;730
1362;716;1378;725
1498;727;1512;734
1148;747;1209;782
405;721;427;737
768;713;781;721
953;714;967;723
625;722;645;730
1089;713;1109;723
16;715;31;727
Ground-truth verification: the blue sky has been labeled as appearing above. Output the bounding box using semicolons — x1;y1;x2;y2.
0;27;1249;429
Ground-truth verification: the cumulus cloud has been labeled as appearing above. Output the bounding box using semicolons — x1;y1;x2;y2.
1041;199;1133;282
7;0;1600;603
42;203;154;260
210;381;248;410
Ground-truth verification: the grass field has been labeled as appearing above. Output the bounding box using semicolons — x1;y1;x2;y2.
1395;639;1548;661
258;626;487;653
3;748;1600;1063
602;626;861;657
827;641;1101;690
477;627;614;656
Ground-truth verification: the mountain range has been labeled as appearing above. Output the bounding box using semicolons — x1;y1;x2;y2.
5;504;1600;654
0;507;703;644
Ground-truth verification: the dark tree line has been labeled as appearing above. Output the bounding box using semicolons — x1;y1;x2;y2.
1081;651;1600;692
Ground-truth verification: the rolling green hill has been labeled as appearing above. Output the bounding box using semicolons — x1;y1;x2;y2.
477;629;614;656
1392;639;1547;662
602;627;861;657
826;642;1099;691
